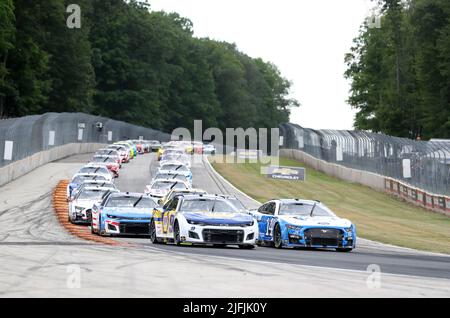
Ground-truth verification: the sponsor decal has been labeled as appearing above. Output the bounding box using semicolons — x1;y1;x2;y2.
266;165;306;181
236;149;262;160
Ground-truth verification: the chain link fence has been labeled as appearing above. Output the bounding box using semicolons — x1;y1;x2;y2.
0;112;171;168
279;123;450;196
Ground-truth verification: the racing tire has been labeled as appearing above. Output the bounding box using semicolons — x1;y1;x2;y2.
149;219;160;244
173;221;181;246
273;224;283;249
336;248;353;253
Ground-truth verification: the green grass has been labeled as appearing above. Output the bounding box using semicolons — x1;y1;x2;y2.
211;156;450;254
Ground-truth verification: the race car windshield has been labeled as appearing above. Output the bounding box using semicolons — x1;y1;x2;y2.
93;157;115;163
180;199;238;213
155;174;187;181
72;175;106;183
279;203;332;217
161;165;188;172
98;150;117;156
106;197;157;208
227;198;246;211
152;181;186;190
80;167;105;174
77;190;106;201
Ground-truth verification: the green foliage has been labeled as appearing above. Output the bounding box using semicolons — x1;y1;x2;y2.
345;0;450;139
0;0;298;132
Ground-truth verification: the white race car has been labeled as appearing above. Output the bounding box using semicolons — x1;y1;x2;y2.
145;179;191;199
69;180;117;201
68;186;118;224
66;173;108;199
150;194;258;249
157;162;192;184
78;165;114;182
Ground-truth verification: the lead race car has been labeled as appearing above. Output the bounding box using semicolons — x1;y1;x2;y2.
251;199;356;252
150;194;258;249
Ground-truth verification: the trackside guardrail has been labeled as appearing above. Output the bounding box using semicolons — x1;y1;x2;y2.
279;123;450;215
0;112;171;168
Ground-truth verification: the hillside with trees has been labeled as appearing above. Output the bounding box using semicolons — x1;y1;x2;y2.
345;0;450;139
0;0;298;132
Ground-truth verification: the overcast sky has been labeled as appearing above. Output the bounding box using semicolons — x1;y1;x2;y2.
149;0;374;130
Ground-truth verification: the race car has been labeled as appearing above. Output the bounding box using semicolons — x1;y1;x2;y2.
91;192;158;236
251;199;356;252
150;194;258;248
78;165;114;182
146;140;162;152
68;186;118;224
106;145;130;163
157;162;192;184
153;173;192;187
157;145;184;161
66;173;108;199
145;179;191;199
159;188;208;206
69;180;117;201
89;156;121;178
159;153;191;168
128;140;145;154
202;143;216;155
114;141;137;159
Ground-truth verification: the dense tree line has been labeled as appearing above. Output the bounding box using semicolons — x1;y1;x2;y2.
345;0;450;139
0;0;298;132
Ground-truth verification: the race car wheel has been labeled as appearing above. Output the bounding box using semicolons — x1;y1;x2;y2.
273;224;283;249
336;248;353;253
173;221;181;246
149;219;159;244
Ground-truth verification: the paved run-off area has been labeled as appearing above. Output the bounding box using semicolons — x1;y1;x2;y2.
0;153;449;297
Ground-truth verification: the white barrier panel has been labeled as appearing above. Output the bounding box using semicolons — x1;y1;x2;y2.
336;146;343;162
4;141;13;161
108;131;113;142
402;159;411;178
78;129;84;141
49;131;56;146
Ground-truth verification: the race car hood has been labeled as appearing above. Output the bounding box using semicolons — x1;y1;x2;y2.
73;199;99;209
183;212;254;226
146;187;169;197
158;169;191;177
280;215;352;228
102;207;153;218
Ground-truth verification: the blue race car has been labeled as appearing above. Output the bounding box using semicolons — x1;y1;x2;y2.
66;173;108;200
251;199;356;252
91;192;158;236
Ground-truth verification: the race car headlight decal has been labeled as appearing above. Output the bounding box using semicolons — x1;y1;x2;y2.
345;226;354;234
106;214;118;219
187;219;206;226
286;225;302;231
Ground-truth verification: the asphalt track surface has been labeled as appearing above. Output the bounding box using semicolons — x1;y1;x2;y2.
0;152;449;297
115;153;450;280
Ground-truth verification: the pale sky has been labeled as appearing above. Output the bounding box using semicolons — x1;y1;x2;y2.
149;0;374;130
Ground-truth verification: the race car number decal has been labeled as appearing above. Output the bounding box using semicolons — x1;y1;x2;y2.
266;218;277;237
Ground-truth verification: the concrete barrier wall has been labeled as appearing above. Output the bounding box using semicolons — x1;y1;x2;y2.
280;149;385;191
281;148;450;216
0;143;105;187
